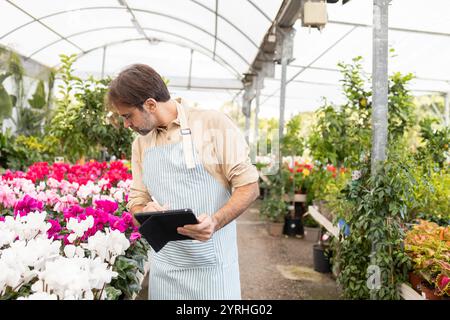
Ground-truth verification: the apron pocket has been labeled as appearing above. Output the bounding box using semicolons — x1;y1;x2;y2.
153;239;217;267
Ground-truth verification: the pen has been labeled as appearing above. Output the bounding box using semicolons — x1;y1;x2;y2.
151;195;160;206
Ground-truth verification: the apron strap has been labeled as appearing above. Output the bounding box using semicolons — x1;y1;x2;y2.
176;101;196;169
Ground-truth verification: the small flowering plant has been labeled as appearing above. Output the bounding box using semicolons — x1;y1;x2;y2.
0;160;149;300
283;161;315;195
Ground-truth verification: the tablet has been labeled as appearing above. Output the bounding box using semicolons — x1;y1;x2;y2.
135;208;199;252
134;208;197;225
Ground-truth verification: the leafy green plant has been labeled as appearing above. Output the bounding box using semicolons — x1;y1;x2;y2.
334;153;415;299
48;54;134;162
260;173;288;223
110;239;150;299
416;118;450;168
308;56;416;169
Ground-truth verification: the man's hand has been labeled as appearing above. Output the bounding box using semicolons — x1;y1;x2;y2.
177;214;218;242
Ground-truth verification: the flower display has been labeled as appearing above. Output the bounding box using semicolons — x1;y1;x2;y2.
0;160;149;300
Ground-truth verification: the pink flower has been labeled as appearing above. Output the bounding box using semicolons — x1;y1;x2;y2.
130;232;141;243
47;219;62;239
0;185;16;208
109;214;127;233
121;212;134;225
14;195;44;217
63;204;85;220
0;216;5;222
95;200;118;214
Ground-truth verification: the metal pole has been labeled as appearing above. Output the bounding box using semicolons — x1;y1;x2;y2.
254;85;260;145
245;110;251;144
279;57;288;147
371;0;389;174
101;46;107;79
445;92;450;127
368;0;390;301
188;49;193;90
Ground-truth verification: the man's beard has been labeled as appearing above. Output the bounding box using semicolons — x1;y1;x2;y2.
134;127;152;135
132;110;154;135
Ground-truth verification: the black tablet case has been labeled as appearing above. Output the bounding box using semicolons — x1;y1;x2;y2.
135;209;198;252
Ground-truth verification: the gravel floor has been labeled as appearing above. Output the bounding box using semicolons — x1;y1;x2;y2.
136;199;341;300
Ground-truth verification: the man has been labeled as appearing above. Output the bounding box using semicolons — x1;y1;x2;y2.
107;64;259;300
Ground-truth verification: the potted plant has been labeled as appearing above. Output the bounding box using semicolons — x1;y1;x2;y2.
303;215;321;242
260;196;287;236
404;219;450;299
313;234;332;273
259;173;288;237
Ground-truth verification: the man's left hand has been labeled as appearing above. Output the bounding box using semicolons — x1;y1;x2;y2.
177;214;217;242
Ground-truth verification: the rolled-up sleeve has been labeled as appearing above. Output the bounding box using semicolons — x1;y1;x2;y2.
212;112;259;189
126;137;151;211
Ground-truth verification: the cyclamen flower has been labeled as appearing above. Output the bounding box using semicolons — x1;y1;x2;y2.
66;216;95;243
0;184;16;208
14;195;44;217
47;219;62;240
95;200;118;214
108;215;127;233
83;228;130;264
130;232;141;243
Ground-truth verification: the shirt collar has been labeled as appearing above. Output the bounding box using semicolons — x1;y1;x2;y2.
155;98;182;133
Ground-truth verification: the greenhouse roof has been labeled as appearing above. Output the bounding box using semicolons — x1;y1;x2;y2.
0;0;449;118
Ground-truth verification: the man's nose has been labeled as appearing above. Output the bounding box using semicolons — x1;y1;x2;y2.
124;119;131;128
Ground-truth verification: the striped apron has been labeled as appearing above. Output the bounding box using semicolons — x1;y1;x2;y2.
141;103;241;300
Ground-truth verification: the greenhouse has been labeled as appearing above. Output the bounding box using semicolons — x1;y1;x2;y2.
0;0;449;302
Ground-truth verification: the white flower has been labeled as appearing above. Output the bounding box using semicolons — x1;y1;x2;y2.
17;292;58;300
83;228;130;264
352;170;362;181
64;245;85;258
11;211;51;241
66;216;94;242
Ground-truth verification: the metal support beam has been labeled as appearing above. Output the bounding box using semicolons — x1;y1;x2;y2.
213;0;219;60
276;28;296;146
101;46;107;79
187;49;194;90
369;0;390;301
446;92;450;127
242;79;256;143
371;0;389;174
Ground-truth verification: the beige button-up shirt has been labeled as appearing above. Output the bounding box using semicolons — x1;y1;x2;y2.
126;98;259;211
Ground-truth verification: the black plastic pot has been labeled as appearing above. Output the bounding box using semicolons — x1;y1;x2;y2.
283;217;304;237
313;244;332;273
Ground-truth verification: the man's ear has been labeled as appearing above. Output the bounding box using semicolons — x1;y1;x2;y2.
143;98;157;112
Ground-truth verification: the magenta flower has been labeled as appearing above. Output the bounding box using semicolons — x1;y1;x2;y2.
63;204;84;220
95;200;118;214
0;216;5;222
121;212;134;226
14;195;44;217
130;232;141;243
109;214;127;233
47;219;62;239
